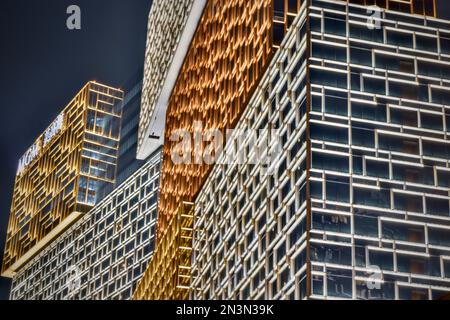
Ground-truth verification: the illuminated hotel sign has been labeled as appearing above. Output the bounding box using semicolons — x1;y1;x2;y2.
44;113;64;147
16;112;65;176
16;142;40;176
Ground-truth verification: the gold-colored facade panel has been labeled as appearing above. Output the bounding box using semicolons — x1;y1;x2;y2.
157;0;302;240
133;202;194;300
2;82;123;277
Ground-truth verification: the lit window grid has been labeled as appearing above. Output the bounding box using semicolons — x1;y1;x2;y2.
2;82;123;277
9;150;162;300
191;3;310;300
191;1;450;300
305;0;450;300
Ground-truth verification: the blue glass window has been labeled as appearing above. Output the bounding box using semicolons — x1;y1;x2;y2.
311;68;347;89
416;35;437;52
423;140;450;159
390;108;418;127
310;180;323;199
426;197;449;217
310;123;348;144
313;42;347;62
312;212;350;233
440;34;450;54
394;193;423;213
382;221;425;243
352;101;387;122
350;24;383;43
350;46;372;66
312;152;349;173
364;77;385;95
310;16;321;33
431;88;450;105
354;188;390;208
326;268;353;298
352;127;375;148
421;112;443;131
437;170;450;188
428;227;450;246
324;13;346;36
392;164;434;185
366;159;390;179
369;250;394;271
389;81;421;101
310;243;352;266
376;54;414;73
325;89;348;116
418;61;450;80
379;134;420;154
312;95;322;112
387;30;413;48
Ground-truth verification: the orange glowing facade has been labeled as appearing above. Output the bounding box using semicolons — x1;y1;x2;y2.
158;0;302;239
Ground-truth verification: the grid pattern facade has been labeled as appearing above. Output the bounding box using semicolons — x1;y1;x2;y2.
191;0;450;300
133;202;194;300
158;0;302;239
2;82;123;278
191;3;310;300
116;80;145;186
98;78;146;202
137;0;198;159
307;0;450;300
9;150;162;300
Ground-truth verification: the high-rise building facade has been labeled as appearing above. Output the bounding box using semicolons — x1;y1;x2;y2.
2;82;123;278
97;74;146;202
188;0;450;300
4;0;450;301
7;77;163;300
157;0;302;239
134;0;303;299
9;149;161;300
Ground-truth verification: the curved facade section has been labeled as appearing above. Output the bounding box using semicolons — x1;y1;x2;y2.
137;0;207;160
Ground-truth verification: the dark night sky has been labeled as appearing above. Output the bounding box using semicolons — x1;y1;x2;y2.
0;0;449;301
0;0;153;299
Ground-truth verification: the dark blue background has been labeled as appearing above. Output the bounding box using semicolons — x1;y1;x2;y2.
0;0;449;300
0;0;152;299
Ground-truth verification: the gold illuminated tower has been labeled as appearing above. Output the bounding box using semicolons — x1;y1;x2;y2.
2;81;123;278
